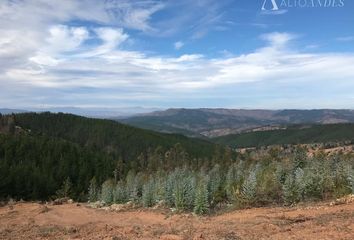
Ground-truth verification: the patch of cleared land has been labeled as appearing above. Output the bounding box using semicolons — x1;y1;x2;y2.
0;197;353;240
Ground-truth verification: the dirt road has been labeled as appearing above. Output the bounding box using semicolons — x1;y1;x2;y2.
0;199;353;240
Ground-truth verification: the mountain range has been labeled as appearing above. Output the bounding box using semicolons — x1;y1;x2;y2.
120;108;354;137
0;107;160;118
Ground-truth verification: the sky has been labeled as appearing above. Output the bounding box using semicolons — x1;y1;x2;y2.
1;0;354;110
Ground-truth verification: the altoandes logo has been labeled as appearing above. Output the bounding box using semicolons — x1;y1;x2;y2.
262;0;345;12
262;0;279;11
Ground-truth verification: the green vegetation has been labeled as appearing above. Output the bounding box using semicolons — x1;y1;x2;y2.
0;133;114;200
92;148;353;214
0;112;353;215
0;112;225;201
13;112;216;159
213;124;354;148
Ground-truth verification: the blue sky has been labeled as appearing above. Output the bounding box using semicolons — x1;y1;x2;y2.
0;0;354;109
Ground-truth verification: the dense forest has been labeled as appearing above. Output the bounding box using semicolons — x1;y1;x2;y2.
0;112;228;200
0;112;353;215
213;124;354;148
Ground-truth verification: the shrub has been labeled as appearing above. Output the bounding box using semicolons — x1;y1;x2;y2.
101;179;114;204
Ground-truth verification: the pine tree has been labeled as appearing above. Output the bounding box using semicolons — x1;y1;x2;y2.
55;177;72;199
184;174;196;210
142;178;155;207
347;169;354;194
173;182;185;210
165;171;175;207
333;161;352;196
302;161;325;200
88;177;99;202
226;162;244;201
172;169;187;210
126;170;140;202
101;179;114;204
208;164;223;206
294;167;305;201
293;147;307;169
113;181;127;203
275;163;286;185
153;172;166;202
194;175;209;215
169;168;196;211
282;168;305;205
282;173;297;205
241;169;257;204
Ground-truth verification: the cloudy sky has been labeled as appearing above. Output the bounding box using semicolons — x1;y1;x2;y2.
1;0;354;109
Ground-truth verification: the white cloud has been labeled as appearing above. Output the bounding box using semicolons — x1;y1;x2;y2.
0;0;162;71
29;54;60;67
261;32;297;47
175;54;203;62
46;25;89;53
0;0;354;108
336;36;354;42
6;31;354;93
174;41;184;50
115;1;165;32
83;28;129;57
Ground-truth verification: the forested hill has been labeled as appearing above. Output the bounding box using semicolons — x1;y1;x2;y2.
12;112;216;159
212;124;354;148
0;112;223;201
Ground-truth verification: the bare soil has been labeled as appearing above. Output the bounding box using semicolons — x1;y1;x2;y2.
0;199;353;240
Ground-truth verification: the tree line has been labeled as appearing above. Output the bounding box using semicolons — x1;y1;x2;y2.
90;148;354;214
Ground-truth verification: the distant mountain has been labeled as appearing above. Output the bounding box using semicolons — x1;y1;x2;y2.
212;123;354;148
0;108;27;114
33;107;162;118
120;108;354;137
0;107;161;118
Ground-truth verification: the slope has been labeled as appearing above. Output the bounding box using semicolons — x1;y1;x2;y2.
213;124;354;148
0;112;219;200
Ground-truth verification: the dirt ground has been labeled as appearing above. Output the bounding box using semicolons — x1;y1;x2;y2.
0;199;353;240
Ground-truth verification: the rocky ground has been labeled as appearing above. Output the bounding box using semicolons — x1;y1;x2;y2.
0;196;353;240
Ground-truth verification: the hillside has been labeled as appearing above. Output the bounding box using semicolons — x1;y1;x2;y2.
1;113;353;219
0;112;220;200
213;124;354;148
11;112;216;159
120;108;354;137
